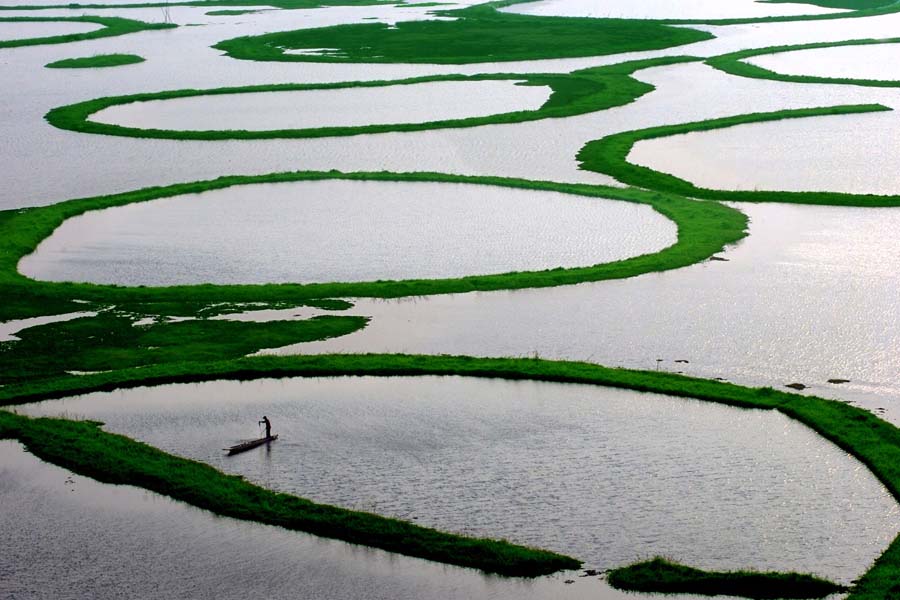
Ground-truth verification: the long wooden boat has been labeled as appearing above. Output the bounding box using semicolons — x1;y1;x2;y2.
225;434;278;455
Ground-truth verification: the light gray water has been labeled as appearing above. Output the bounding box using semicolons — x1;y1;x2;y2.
502;0;843;20
0;439;638;600
91;80;552;131
19;376;900;582
629;108;900;195
288;202;900;422
0;21;102;40
19;179;676;285
748;42;900;81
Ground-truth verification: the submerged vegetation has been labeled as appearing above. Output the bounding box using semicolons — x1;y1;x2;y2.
607;557;847;599
45;57;697;140
577;103;900;206
46;54;146;69
0;16;174;48
1;352;900;595
213;4;712;64
0;170;747;323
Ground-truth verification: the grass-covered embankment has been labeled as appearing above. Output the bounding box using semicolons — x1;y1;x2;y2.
0;170;747;322
577;103;900;206
0;409;579;577
2;353;900;596
212;4;712;64
45;57;697;140
46;53;145;68
707;37;900;88
0;0;391;11
0;312;368;385
607;557;846;599
0;16;174;48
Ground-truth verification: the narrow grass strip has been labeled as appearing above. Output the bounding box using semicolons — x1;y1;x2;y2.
46;53;145;68
577;103;900;206
45;57;697;140
0;409;579;576
0;170;747;321
607;557;847;599
0;352;899;597
0;16;174;48
707;37;900;88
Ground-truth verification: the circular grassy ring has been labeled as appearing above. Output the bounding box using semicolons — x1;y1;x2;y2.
0;170;747;310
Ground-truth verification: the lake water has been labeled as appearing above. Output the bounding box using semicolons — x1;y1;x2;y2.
0;20;102;40
628;106;900;195
90;80;552;131
18;376;900;582
287;202;900;423
0;439;632;600
502;0;844;20
19;179;676;285
748;42;900;81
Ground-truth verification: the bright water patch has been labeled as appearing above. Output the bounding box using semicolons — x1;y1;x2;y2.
0;439;621;600
19;179;676;285
90;80;552;132
748;42;900;81
628;109;900;194
19;376;900;582
501;0;845;20
0;21;103;41
291;203;900;421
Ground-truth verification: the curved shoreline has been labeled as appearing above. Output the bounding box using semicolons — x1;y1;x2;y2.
577;103;900;206
1;352;899;597
45;57;696;141
0;16;174;48
0;170;747;321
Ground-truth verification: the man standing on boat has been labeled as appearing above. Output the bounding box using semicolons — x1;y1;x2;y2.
259;415;272;439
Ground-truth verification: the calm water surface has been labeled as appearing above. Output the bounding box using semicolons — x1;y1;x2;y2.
91;80;552;131
502;0;843;20
19;376;899;583
748;42;900;81
629;108;900;194
0;439;642;600
290;203;900;421
0;21;102;40
19;179;676;285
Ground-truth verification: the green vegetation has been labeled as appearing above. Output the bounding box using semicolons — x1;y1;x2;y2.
1;352;900;596
46;53;145;69
45;57;697;140
0;17;174;48
205;8;260;14
212;4;712;64
577;103;900;206
0;170;747;322
607;557;846;598
0;312;367;385
0;410;578;576
761;0;894;9
707;37;900;88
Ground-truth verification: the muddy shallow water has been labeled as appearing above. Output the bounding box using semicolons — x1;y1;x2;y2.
19;376;900;582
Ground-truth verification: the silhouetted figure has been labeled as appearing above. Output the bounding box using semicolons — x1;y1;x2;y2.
259;415;272;439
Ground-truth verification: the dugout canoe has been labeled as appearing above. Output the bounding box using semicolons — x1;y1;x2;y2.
225;434;278;455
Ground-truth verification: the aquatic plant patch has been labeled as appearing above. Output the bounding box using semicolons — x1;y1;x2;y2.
46;53;145;68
